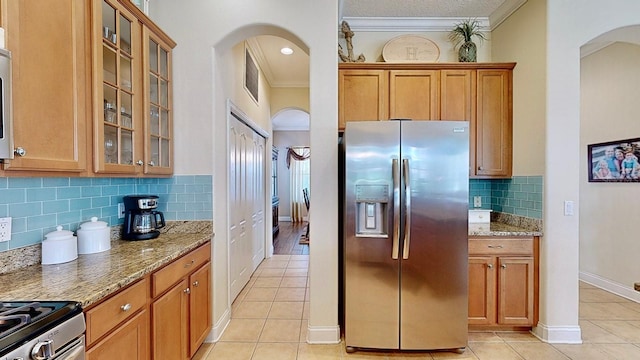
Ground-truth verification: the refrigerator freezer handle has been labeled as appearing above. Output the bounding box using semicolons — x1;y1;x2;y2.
392;158;400;260
402;159;411;260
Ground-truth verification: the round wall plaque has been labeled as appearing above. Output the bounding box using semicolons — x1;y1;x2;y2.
382;35;440;63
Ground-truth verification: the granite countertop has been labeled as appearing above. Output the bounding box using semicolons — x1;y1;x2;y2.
470;222;542;237
0;221;212;308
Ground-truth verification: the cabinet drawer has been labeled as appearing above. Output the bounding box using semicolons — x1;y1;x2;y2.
153;242;211;297
86;277;148;346
469;238;533;256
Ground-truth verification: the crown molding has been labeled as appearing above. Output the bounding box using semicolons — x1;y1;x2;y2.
341;16;490;32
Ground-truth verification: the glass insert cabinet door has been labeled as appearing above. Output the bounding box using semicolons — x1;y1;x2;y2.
98;0;141;171
145;30;173;174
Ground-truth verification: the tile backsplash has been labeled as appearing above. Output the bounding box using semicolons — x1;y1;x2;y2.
0;175;212;252
470;176;543;220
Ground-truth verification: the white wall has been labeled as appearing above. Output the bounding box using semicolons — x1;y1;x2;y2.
273;131;311;219
580;42;640;298
540;0;640;343
150;0;339;343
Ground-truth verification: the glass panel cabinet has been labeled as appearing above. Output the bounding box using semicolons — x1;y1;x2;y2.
93;0;175;175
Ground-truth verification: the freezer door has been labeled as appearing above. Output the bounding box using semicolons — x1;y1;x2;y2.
399;121;469;350
344;121;400;349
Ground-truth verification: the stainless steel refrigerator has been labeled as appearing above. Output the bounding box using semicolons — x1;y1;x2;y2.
343;120;469;352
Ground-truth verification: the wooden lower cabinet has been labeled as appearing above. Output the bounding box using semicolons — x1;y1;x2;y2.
468;237;538;329
86;310;150;360
83;241;211;360
151;243;212;359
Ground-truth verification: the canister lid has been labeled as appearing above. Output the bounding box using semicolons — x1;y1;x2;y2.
45;226;74;241
79;217;108;231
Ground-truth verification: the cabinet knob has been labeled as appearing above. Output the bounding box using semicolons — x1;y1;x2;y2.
487;264;493;269
121;303;132;312
193;280;199;287
478;166;484;171
136;160;144;166
184;287;191;294
148;161;155;167
501;264;507;269
14;147;26;157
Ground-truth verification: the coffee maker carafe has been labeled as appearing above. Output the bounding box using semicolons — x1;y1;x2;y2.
123;195;165;240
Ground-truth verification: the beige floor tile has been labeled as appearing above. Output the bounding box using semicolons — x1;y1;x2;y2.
219;319;265;342
580;302;640;320
579;320;626;343
594;343;640;359
276;287;307;302
288;260;310;269
192;342;213;360
297;343;344;360
233;301;272;319
271;254;293;261
208;342;256;360
260;259;290;269
507;342;569;360
467;342;521;360
496;331;539;342
260;268;287;277
254;277;284;288
580;288;630;303
290;254;310;261
342;348;389;358
619;301;640;313
590;320;640;343
553;344;617;360
252;342;299;360
299;320;308;342
285;268;309;277
245;287;279;302
260;319;302;342
431;348;478;359
269;301;304;319
303;301;310;320
467;332;503;342
281;276;309;288
579;281;598;289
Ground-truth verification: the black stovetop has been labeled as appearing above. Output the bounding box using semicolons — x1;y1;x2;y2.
0;301;82;355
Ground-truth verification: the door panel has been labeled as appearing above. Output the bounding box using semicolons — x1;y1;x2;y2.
344;121;400;349
399;121;468;350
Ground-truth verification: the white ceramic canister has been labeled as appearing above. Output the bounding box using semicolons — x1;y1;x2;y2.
77;217;111;254
42;226;78;265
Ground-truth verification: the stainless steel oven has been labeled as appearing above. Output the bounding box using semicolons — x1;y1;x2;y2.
0;301;85;360
0;48;13;160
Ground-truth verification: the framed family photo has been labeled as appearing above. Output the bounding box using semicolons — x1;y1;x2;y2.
588;138;640;182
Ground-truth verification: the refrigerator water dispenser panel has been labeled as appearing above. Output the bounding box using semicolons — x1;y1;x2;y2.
355;184;389;237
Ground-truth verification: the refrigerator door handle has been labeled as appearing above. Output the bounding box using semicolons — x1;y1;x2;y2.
392;158;400;260
402;159;411;260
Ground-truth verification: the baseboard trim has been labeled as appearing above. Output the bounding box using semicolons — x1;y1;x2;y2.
532;323;582;344
210;308;231;342
307;324;341;344
579;271;640;303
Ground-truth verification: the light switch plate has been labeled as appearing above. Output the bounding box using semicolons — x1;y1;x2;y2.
0;217;11;242
564;200;574;216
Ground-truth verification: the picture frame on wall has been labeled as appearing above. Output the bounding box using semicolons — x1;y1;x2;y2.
588;137;640;182
244;47;259;103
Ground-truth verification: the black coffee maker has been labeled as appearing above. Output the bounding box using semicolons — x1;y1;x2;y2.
123;195;166;240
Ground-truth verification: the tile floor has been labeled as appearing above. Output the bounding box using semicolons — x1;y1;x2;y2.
194;255;640;359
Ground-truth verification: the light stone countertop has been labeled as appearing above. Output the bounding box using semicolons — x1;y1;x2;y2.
469;222;542;237
0;221;212;308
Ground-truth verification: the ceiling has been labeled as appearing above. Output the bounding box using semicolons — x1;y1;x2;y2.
255;0;526;130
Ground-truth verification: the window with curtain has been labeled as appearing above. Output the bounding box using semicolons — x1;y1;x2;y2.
287;147;310;222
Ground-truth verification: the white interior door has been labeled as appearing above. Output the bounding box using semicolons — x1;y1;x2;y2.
228;113;267;301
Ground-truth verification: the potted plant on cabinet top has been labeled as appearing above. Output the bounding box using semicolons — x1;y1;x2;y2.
449;18;487;62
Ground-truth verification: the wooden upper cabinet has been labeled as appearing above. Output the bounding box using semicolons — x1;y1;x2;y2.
475;70;512;177
389;70;439;120
338;69;387;129
2;0;89;173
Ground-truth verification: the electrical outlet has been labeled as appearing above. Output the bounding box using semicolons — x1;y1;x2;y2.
118;203;125;219
473;196;482;208
564;200;574;216
0;217;12;242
